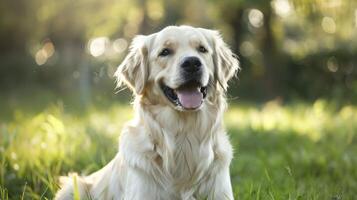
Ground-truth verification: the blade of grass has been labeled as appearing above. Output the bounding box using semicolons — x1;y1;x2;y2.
21;182;27;200
73;176;80;200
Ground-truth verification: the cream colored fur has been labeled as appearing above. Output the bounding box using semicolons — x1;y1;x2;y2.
55;25;239;200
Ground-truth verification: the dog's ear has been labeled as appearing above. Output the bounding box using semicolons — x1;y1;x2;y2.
214;32;240;90
201;29;240;91
115;35;149;95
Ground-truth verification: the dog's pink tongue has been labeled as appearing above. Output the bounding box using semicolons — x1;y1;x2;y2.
176;87;203;109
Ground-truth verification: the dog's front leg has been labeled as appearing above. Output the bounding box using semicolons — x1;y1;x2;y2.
123;167;167;200
211;166;234;200
197;166;234;200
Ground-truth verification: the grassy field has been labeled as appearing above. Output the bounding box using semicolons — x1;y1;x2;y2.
1;92;357;199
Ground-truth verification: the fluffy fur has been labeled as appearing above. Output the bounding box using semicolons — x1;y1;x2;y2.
55;25;239;200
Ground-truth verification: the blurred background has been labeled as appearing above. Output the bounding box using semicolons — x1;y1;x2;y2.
1;0;357;103
1;0;357;199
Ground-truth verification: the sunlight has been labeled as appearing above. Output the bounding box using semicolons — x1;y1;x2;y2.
46;114;65;135
43;41;55;57
222;100;351;141
35;40;55;66
113;38;128;54
323;0;342;8
240;41;255;57
327;57;338;72
340;106;354;119
2;99;357;198
88;37;109;57
321;16;336;34
35;49;47;65
248;9;264;28
13;163;19;171
283;39;299;54
271;0;293;17
10;152;17;160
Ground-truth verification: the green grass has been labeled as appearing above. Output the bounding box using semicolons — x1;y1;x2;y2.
1;92;357;199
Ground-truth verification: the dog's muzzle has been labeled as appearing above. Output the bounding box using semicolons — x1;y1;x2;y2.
161;56;208;110
162;56;208;110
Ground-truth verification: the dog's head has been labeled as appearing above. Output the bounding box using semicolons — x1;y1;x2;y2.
115;25;239;111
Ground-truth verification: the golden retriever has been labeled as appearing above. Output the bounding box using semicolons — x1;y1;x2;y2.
55;25;239;200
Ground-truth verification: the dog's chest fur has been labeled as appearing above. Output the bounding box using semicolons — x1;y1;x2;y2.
150;106;219;192
170;132;214;188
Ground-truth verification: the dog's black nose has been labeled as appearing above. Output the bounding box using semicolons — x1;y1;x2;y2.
181;57;202;73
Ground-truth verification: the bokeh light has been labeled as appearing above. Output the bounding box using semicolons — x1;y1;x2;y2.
35;49;48;65
271;0;293;17
321;16;336;34
88;37;109;57
35;40;55;65
248;9;264;28
327;57;339;72
240;41;255;57
113;38;128;54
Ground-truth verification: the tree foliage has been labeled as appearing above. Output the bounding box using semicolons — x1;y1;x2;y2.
1;0;357;102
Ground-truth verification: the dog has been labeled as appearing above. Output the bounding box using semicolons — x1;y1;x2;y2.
55;25;239;200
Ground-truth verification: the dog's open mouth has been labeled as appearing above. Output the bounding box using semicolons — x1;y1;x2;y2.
161;82;207;110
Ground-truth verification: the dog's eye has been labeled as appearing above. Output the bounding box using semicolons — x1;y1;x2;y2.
158;48;172;57
198;45;208;53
